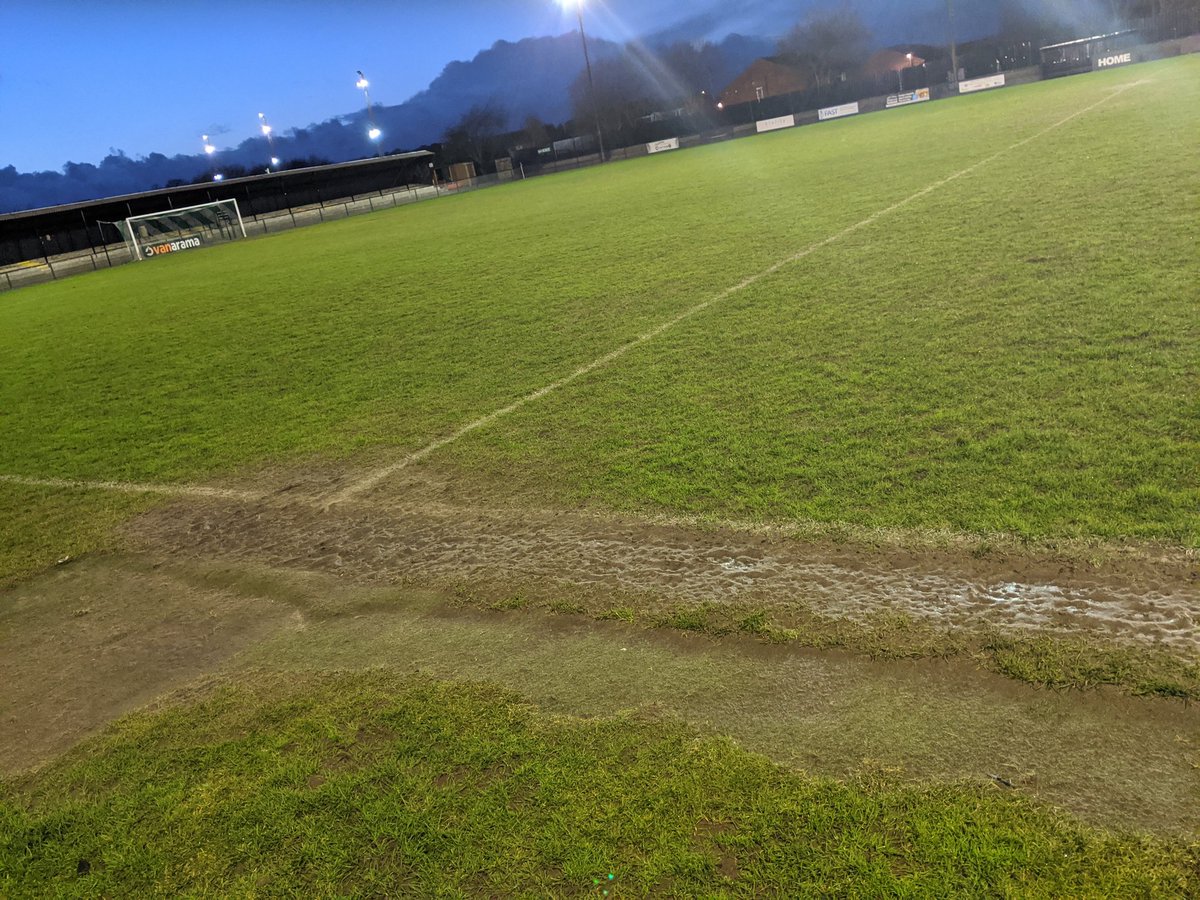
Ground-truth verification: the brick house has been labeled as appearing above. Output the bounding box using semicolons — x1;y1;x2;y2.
718;57;810;109
862;49;927;78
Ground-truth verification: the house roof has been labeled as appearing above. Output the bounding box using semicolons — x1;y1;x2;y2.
1039;29;1136;51
863;48;927;76
0;151;433;222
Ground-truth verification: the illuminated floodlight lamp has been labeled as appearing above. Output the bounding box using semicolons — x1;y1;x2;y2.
368;127;382;141
202;134;216;155
271;157;281;166
356;70;370;90
213;174;225;182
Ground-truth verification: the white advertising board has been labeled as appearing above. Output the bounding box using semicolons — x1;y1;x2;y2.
1094;51;1134;69
885;88;931;109
756;115;796;133
958;74;1006;93
818;102;860;121
646;138;680;154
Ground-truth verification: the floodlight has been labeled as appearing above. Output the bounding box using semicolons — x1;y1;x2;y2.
368;127;382;141
557;0;604;160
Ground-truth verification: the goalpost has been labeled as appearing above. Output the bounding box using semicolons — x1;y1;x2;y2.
116;199;247;262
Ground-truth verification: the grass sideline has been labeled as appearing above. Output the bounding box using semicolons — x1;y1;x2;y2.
2;672;1197;897
1;59;1197;584
454;583;1200;701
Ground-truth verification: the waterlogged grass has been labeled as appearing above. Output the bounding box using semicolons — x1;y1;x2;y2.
2;673;1196;897
1;58;1197;582
455;584;1200;701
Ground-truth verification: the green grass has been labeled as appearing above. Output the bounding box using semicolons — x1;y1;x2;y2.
3;672;1197;897
2;58;1197;583
0;485;149;590
450;583;1200;700
445;63;1199;545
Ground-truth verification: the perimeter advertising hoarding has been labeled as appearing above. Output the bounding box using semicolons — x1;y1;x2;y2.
1094;51;1134;69
142;236;202;258
958;74;1006;93
646;138;680;154
756;115;796;133
818;102;860;121
885;88;931;109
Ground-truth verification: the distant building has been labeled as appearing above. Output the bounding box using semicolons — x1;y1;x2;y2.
719;49;932;110
862;49;928;78
718;58;810;109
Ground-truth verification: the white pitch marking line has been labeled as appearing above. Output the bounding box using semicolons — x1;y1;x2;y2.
331;84;1137;505
0;84;1136;507
0;474;265;503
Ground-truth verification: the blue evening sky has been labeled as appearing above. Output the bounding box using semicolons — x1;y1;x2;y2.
1;1;974;173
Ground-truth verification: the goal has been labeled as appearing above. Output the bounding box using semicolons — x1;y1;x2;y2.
117;199;247;262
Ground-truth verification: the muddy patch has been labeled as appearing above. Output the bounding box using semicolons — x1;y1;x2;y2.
4;555;1198;836
126;496;1200;652
0;558;295;774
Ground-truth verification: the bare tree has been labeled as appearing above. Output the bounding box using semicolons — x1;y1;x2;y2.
568;54;654;141
522;115;550;150
443;103;508;168
778;8;872;89
660;41;724;98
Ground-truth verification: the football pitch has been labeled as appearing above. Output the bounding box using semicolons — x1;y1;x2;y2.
2;55;1199;894
2;58;1197;584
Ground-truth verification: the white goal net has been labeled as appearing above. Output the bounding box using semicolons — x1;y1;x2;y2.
116;199;246;261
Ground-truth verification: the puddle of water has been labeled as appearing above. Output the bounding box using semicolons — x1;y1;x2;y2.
718;558;763;574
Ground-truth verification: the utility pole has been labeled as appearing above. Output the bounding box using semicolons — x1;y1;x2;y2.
574;3;606;162
948;0;960;83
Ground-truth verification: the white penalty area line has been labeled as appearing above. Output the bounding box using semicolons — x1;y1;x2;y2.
330;83;1137;506
0;474;265;503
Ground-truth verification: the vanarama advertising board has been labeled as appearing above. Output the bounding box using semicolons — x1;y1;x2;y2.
142;236;203;258
818;102;859;121
885;88;930;109
958;74;1006;93
646;138;679;154
756;115;795;133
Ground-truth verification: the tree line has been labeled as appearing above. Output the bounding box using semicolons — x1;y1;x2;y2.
439;0;1200;174
439;10;885;171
